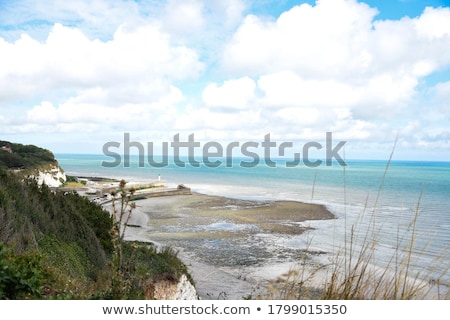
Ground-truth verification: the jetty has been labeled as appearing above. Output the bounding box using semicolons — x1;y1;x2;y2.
131;184;191;199
56;176;191;204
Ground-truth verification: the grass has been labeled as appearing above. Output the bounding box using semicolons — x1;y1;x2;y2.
257;140;449;300
319;140;448;300
106;180;194;299
63;181;86;188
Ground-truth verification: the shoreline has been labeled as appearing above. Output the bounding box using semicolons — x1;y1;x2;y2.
66;175;448;299
108;190;335;299
63;175;337;299
116;191;448;300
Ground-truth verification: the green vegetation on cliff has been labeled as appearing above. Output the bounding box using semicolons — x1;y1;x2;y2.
0;141;56;169
0;166;191;299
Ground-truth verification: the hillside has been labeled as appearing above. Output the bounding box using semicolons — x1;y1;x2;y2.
0;144;194;299
0;168;112;298
0;141;56;169
0;141;66;187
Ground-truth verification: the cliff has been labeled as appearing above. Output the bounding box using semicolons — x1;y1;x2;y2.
27;163;67;188
0;140;66;187
151;274;198;300
0;142;197;300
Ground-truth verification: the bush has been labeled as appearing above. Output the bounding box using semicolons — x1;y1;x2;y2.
0;243;48;299
0;140;56;169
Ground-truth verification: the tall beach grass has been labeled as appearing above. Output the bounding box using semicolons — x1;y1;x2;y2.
258;140;450;300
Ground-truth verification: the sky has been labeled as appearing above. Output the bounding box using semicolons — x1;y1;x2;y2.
0;0;450;161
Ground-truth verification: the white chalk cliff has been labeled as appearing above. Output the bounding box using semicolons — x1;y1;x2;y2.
151;274;199;300
173;274;199;300
30;164;67;187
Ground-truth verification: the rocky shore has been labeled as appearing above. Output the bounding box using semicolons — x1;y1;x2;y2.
120;192;335;299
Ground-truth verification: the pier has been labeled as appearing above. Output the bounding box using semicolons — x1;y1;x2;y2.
56;177;191;204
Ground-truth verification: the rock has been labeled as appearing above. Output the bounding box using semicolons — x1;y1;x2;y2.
30;164;67;188
149;274;199;300
173;274;199;300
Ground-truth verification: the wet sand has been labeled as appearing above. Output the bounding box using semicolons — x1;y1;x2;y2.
122;192;335;299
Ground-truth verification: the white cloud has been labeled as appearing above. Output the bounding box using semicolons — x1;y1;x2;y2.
422;81;450;119
202;77;256;109
0;23;203;102
275;107;321;125
222;0;378;76
219;0;450;130
432;81;450;99
24;84;184;133
164;0;205;34
414;6;450;39
257;71;357;109
222;1;450;81
0;21;203;136
215;0;246;27
1;0;449;159
0;0;152;41
26;101;59;124
174;108;261;132
352;74;418;118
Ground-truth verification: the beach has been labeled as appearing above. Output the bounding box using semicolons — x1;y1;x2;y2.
58;154;450;299
116;192;335;299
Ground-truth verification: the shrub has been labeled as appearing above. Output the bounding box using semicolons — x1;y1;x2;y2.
0;243;48;299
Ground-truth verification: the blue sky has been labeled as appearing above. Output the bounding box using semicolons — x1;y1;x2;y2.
0;0;450;160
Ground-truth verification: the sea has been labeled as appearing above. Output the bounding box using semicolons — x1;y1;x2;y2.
55;154;450;286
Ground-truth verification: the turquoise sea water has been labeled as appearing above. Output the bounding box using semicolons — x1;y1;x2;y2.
56;154;450;284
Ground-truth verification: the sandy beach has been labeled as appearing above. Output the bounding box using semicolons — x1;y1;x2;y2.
118;192;335;299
